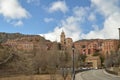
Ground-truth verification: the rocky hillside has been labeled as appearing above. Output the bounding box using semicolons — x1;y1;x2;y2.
0;32;47;43
0;32;51;75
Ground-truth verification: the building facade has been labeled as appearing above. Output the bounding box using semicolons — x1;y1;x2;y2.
85;56;101;69
74;39;119;58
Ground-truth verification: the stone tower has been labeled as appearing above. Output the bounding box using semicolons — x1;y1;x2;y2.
60;30;66;45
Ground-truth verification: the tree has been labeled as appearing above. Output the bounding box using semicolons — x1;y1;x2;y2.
46;49;61;80
104;51;120;67
76;53;86;68
34;49;48;74
59;50;69;80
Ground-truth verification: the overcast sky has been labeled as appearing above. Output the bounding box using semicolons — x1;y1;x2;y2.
0;0;120;42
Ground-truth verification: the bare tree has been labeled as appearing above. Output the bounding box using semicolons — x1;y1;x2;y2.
46;49;60;80
105;51;120;68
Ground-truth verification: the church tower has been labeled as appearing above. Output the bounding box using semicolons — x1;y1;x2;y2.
60;30;66;45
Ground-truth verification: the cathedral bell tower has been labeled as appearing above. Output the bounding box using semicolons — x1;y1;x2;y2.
60;30;66;46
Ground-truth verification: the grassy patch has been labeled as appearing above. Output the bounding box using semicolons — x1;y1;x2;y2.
0;74;72;80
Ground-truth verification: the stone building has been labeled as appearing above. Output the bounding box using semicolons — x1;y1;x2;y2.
101;39;119;57
60;30;66;46
74;39;119;58
85;56;101;69
60;31;119;57
60;30;73;49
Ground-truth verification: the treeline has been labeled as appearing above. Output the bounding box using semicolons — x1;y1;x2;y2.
0;43;86;80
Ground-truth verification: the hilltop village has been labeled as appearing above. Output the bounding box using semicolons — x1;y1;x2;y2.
1;31;118;57
60;31;119;69
0;31;119;75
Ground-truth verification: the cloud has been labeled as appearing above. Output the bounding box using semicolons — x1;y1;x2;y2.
81;25;104;39
40;7;89;42
82;0;120;39
88;13;96;22
40;0;120;42
14;20;23;26
48;1;68;13
26;0;40;5
0;0;30;26
44;18;54;23
91;0;120;17
40;27;62;42
27;0;35;3
8;20;23;27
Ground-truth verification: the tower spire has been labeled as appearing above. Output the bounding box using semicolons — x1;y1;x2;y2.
60;30;66;45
